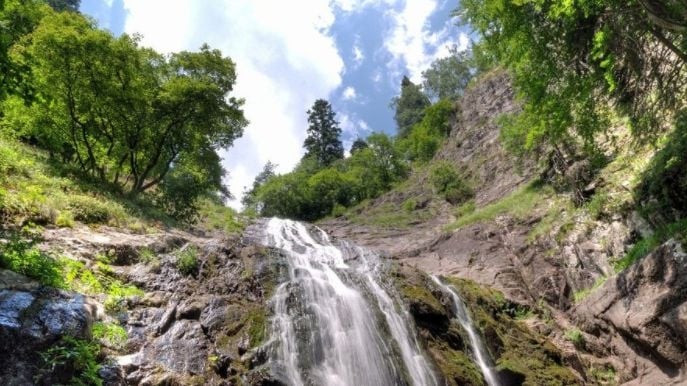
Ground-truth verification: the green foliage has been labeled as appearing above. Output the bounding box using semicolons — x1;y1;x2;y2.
242;161;277;212
564;328;586;349
402;198;417;212
303;99;344;167
458;0;687;155
38;336;102;386
5;9;246;217
349;138;368;154
0;230;64;287
46;0;80;12
0;137;172;229
448;181;552;230
195;199;244;235
176;246;199;276
421;46;474;101
613;219;687;272
637;111;687;219
397;99;455;163
247;308;267;348
391;76;431;138
253;132;408;221
92;321;127;350
0;0;49;102
429;162;473;205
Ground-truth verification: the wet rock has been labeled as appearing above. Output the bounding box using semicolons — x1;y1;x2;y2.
0;279;97;384
143;319;210;375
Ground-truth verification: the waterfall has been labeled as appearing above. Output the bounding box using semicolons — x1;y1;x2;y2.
430;275;501;386
261;218;437;386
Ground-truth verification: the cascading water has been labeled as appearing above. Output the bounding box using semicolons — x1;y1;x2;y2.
261;218;437;386
430;275;501;386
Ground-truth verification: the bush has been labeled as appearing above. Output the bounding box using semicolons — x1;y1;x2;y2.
637;110;687;220
429;162;473;205
68;196;112;224
0;235;64;287
38;336;102;386
176;246;199;276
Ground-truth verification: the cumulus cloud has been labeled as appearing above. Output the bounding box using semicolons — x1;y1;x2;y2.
121;0;344;209
383;0;466;83
342;86;357;100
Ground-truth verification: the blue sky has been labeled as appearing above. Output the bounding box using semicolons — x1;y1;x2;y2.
80;0;469;208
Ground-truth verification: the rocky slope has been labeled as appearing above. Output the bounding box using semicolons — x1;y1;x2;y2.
322;71;687;384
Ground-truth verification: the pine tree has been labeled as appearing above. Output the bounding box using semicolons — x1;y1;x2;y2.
303;99;344;167
391;76;430;138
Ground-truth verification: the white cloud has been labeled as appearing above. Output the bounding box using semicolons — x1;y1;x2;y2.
342;86;357;100
352;35;365;68
121;0;344;209
383;0;465;83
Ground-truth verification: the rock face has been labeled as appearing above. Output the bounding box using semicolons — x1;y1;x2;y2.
0;270;97;385
573;240;687;385
390;263;580;386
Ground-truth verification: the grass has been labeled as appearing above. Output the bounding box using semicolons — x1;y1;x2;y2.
447;180;553;230
613;219;687;272
347;201;436;229
195;198;245;235
573;276;608;303
564;328;586;349
0;137;173;231
92;321;128;350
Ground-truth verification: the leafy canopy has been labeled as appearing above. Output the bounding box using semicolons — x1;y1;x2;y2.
458;0;687;154
4;10;246;218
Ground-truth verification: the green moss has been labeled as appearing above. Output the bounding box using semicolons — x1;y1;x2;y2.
399;283;445;313
446;277;580;385
429;344;484;385
247;308;267;348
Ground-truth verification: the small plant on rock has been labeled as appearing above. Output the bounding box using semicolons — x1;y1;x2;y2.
176;246;199;276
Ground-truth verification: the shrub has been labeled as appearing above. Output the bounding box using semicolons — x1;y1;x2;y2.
0;237;64;287
637;110;687;220
55;210;75;227
429;162;473;205
38;336;102;386
68;195;116;224
176;246;199;276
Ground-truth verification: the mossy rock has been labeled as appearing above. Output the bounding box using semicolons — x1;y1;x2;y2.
446;277;580;385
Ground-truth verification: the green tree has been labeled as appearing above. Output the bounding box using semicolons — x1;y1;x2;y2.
391;76;430;138
0;0;48;103
458;0;687;155
242;161;277;210
397;99;455;163
8;11;247;208
303;99;344;167
46;0;80;12
422;47;473;101
349;138;368;154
